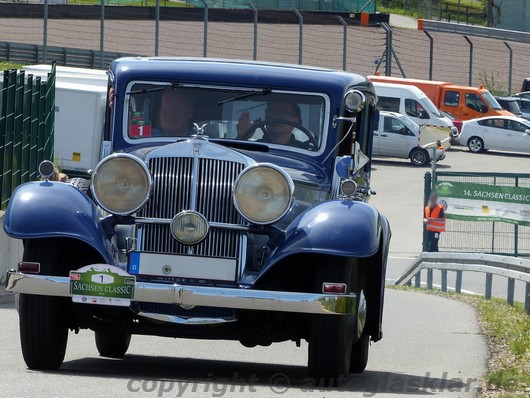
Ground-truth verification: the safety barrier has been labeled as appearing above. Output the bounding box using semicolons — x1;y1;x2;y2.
395;252;530;315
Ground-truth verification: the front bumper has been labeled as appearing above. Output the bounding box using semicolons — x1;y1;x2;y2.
5;270;360;316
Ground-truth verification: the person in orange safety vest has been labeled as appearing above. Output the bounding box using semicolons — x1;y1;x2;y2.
424;193;446;252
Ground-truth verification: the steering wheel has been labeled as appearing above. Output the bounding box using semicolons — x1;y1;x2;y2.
241;119;319;150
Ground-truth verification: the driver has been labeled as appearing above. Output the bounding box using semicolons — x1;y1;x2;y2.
236;98;311;149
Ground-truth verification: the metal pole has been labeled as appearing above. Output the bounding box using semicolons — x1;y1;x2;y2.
43;0;48;63
155;0;160;56
200;0;208;57
337;16;347;71
463;35;473;86
507;278;515;306
455;271;463;293
293;9;303;65
457;0;461;23
250;2;258;61
485;273;492;300
100;0;105;69
441;270;447;292
504;41;513;93
381;23;392;76
427;269;433;290
424;31;434;80
526;282;530;315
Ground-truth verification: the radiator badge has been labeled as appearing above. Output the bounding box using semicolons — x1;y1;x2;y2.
193;142;201;156
162;265;172;275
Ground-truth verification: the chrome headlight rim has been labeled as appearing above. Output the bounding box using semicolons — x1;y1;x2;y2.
344;89;366;112
232;163;294;225
90;153;152;216
170;210;210;246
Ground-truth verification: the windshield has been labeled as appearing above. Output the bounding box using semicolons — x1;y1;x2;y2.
481;91;502;110
419;96;443;117
124;82;328;153
397;114;419;132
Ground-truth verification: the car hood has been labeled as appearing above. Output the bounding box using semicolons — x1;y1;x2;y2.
124;139;330;188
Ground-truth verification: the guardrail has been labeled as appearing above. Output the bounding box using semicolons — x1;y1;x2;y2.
395;252;530;315
419;19;530;44
0;41;139;70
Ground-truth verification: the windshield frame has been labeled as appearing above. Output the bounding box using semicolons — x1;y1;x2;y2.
419;96;443;118
481;91;502;110
122;81;331;157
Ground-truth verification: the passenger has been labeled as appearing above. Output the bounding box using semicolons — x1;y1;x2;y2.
153;88;194;137
236;99;310;149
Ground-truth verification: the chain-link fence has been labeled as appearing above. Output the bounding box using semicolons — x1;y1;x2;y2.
425;172;530;257
0;3;528;94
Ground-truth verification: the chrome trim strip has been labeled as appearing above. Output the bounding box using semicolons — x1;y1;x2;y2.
134;218;250;232
6;271;358;316
138;312;237;325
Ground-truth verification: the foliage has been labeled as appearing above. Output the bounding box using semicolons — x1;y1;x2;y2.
0;62;23;71
479;71;509;96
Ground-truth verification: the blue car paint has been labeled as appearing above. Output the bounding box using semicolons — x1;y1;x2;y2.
259;200;385;278
3;182;114;264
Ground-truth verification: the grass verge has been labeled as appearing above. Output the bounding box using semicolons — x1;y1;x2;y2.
390;285;529;397
0;62;23;71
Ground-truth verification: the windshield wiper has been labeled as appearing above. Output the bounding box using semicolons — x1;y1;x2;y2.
127;82;181;96
218;88;272;105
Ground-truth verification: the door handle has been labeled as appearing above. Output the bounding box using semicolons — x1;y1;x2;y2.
380;134;388;137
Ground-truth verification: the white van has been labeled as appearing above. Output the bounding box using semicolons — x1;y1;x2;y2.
373;111;446;166
373;82;458;141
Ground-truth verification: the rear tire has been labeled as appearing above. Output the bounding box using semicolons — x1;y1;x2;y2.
19;240;68;370
467;136;484;153
95;331;131;358
350;335;370;373
308;258;356;384
410;148;430;167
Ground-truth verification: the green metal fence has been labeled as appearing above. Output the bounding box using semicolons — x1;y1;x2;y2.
423;171;530;257
0;63;56;210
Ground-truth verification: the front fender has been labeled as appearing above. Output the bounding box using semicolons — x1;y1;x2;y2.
3;181;113;264
264;200;384;270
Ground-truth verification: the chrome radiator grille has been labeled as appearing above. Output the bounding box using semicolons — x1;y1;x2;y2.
138;157;246;258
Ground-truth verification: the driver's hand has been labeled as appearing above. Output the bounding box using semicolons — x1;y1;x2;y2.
236;111;251;139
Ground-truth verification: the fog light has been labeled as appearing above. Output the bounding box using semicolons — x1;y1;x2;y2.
171;211;209;245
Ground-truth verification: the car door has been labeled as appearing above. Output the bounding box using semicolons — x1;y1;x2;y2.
503;120;530;153
372;114;383;154
377;116;410;158
463;92;489;120
477;118;506;149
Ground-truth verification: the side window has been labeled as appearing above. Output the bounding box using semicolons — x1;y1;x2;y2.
405;99;428;119
465;93;488;113
444;91;460;107
383;117;409;135
477;119;489;127
377;97;400;112
506;120;527;132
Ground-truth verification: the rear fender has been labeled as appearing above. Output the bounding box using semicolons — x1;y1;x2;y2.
3;181;114;264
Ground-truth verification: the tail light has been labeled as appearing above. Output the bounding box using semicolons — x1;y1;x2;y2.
322;282;348;294
18;262;40;273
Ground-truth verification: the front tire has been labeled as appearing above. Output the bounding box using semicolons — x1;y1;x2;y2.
467;136;484;153
410;148;430;167
19;240;68;370
95;331;131;358
308;258;356;383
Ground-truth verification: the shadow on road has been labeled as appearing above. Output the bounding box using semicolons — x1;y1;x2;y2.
372;159;452;169
51;354;472;395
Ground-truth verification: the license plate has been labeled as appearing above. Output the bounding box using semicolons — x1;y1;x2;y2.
69;265;135;307
128;252;237;282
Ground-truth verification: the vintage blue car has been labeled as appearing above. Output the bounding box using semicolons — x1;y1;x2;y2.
5;58;390;382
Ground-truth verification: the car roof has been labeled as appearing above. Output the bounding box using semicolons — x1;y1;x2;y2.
110;57;373;96
372;82;425;96
466;115;530;123
379;111;420;126
495;96;518;101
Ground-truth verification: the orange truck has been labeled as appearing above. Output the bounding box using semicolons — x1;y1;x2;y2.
368;76;513;121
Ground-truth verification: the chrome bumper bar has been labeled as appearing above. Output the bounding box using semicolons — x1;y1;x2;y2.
5;271;359;316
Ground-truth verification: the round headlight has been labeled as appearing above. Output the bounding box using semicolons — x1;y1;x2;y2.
233;164;294;225
344;90;366;112
171;211;209;245
91;154;151;215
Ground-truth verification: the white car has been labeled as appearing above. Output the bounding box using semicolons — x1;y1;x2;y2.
373;111;446;166
459;116;530;153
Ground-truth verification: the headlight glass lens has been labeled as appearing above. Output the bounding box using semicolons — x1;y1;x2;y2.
233;164;294;225
344;90;366;112
171;211;209;245
91;155;151;215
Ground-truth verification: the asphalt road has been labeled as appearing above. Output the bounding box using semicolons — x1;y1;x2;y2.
0;288;487;398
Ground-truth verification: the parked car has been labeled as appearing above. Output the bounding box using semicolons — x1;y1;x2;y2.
495;97;523;118
459;116;530;153
514;98;530;120
370;75;513;121
441;110;463;136
373;111;446;166
521;78;530;92
4;58;391;382
514;91;530;100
